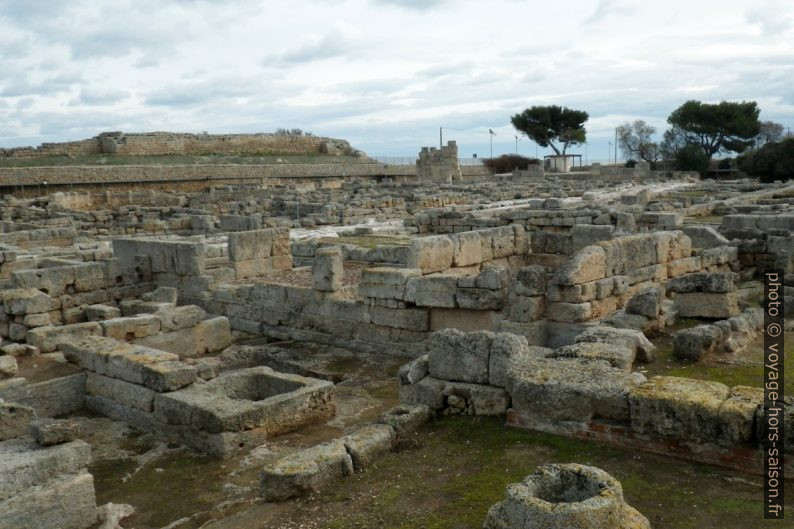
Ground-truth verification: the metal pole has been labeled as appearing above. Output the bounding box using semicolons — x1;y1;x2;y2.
608;142;612;165
614;128;618;164
515;136;518;155
490;134;493;158
439;127;442;149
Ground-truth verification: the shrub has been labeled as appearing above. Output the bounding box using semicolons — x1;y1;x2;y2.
737;138;794;182
624;159;637;168
483;154;540;173
675;143;709;176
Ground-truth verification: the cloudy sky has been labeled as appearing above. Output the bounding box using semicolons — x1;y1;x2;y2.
1;0;792;160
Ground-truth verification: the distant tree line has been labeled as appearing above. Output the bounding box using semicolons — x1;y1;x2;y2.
506;101;791;181
274;128;313;136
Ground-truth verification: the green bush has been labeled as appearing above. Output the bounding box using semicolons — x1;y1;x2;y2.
624;159;637;168
483;154;540;173
675;144;709;175
737;138;794;183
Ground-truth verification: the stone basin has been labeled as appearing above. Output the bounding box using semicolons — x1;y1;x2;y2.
153;366;335;435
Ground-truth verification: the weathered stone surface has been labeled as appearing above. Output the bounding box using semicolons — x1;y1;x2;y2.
397;355;429;386
341;423;395;470
675;292;739;319
719;385;763;444
153;367;334;434
672;325;723;361
260;439;354;501
0;356;18;379
515;265;547;296
312;246;343;292
483;464;650;529
667;272;737;293
575;326;656;363
554;246;606;286
377;404;430;436
683;225;730;249
550;342;635;370
509;358;646;425
450;231;483;267
405;275;457;307
0;470;97;529
28;418;80;446
0;438;92;501
629;376;730;444
406;235;454;274
0;402;35;441
427;328;491;384
488;332;531;387
624;287;662;318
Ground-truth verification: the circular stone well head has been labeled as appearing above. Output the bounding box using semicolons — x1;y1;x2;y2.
497;464;625;529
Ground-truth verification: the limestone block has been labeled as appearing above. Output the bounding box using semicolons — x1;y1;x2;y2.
0;470;97;529
625;287;663;318
490;226;516;259
683;225;730;249
85;304;121;321
550;342;635;370
629;376;730;444
141;286;178;304
259;439;354;501
406;235;454;274
405;275;457;308
509;357;646;424
0;402;35;441
508;295;545;323
575;326;656;363
456;287;507;310
427;328;492;384
597;234;659;276
2;288;58;315
12;266;75;297
377;404;430;436
59;335;196;392
155;305;206;332
25;322;102;353
667;272;736;294
488;332;531;387
359;267;421;300
341;423;395;470
0;439;92;500
73;262;105;292
442;381;510;415
571;224;614;252
0;356;18;379
85;372;156;412
667;256;702;278
675;292;739;319
370;306;429;332
28;418;80;446
516;265;547;296
398;376;446;410
554;246;606;286
312;246;343;292
700;246;739;268
101;314;161;340
672;325;722;361
450;231;483;267
397;355;428;385
512;224;529;255
719;385;763;444
193;316;232;354
544;301;592;322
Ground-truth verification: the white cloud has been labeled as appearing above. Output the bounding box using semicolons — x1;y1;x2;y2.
0;0;791;160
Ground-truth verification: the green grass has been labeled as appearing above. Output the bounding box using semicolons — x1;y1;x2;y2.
311;416;790;529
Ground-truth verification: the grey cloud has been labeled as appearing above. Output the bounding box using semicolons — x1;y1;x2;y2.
370;0;446;9
268;30;360;65
584;0;636;24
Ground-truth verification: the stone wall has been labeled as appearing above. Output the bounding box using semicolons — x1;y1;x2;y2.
0;162;490;190
0;131;356;158
416;141;462;183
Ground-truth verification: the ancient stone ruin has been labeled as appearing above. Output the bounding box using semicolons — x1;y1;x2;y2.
0;136;791;528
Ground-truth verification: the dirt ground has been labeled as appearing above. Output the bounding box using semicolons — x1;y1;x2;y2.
77;340;793;529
